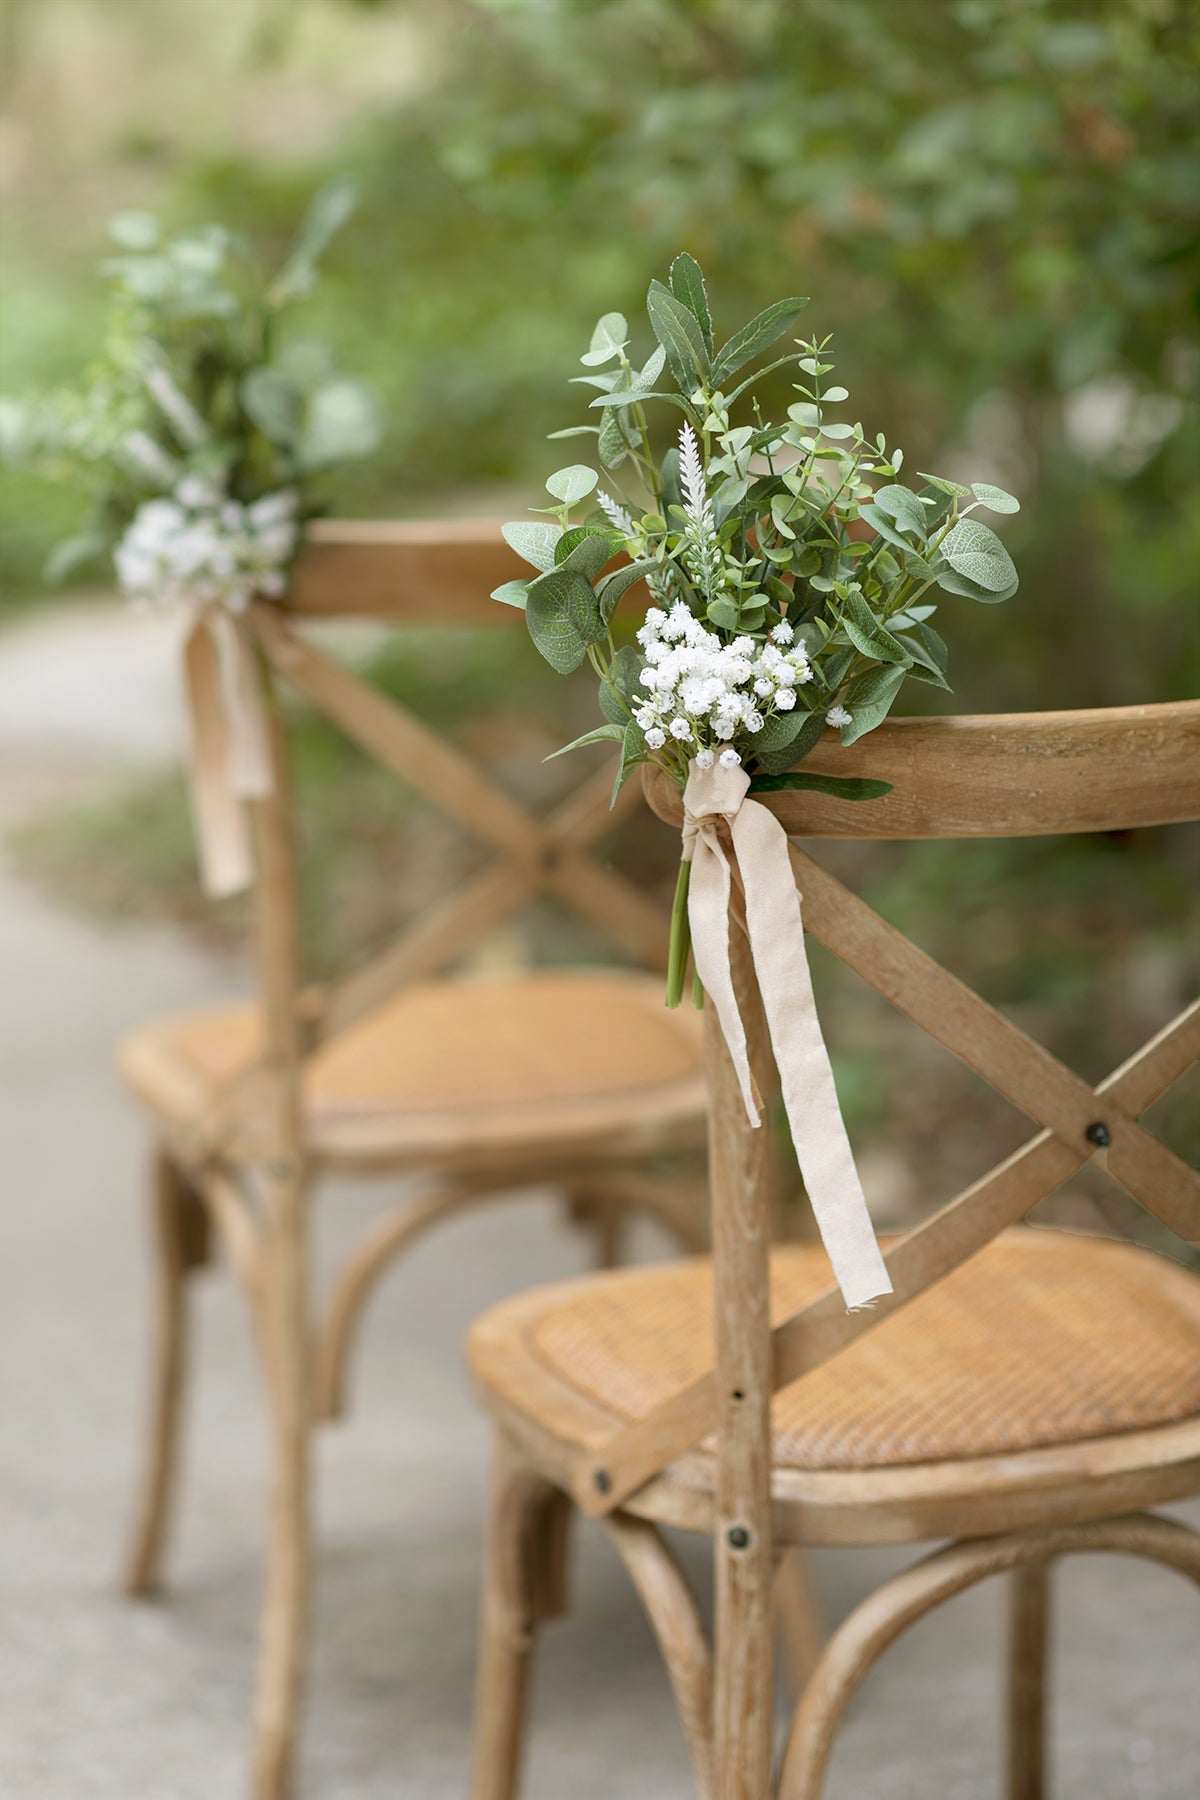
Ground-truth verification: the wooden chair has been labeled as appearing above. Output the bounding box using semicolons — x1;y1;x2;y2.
466;701;1200;1800
116;522;711;1800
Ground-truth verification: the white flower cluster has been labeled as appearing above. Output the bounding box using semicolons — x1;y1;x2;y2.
634;602;813;763
114;477;299;613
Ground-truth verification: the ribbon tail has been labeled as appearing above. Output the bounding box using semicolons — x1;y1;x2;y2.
733;801;893;1311
212;608;274;800
183;622;254;898
686;828;762;1128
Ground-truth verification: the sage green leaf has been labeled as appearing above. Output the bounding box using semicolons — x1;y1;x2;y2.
932;560;1020;604
706;595;741;632
639;344;667;386
546;464;599;506
611;719;647;808
556;524;619;563
970;481;1021;514
525;568;606;673
609;644;643;702
839;589;912;666
873;484;929;539
297;378;381;467
108;211;160;250
754;708;826;774
597;557;656;621
560;531;617;582
939;517;1018;594
839;663;906;745
241;367;303;446
501;520;562;572
894;633;951;688
917;620;949;670
598;401;634;469
918;470;971;499
647;281;711;390
856;501;914;554
820;646;856;691
547;424;600;441
545;723;623;759
753;707;813;753
711;296;810;385
491;579;530;609
669;253;713;354
599;680;628;726
749;771;893;802
581;312;629;367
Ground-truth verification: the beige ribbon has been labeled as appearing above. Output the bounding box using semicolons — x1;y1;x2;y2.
182;609;273;898
683;760;893;1312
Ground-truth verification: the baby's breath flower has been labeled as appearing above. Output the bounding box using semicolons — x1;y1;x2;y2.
770;621;794;644
827;704;852;728
669;717;692;740
695;748;715;770
719;749;742;769
644;726;667;750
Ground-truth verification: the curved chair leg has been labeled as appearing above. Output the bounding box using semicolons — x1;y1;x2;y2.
775;1548;826;1698
778;1513;1200;1800
249;1183;312;1800
469;1434;573;1800
1008;1562;1050;1800
123;1147;211;1597
606;1512;714;1798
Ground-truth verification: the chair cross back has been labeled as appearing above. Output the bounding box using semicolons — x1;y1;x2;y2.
573;700;1200;1517
178;522;668;1166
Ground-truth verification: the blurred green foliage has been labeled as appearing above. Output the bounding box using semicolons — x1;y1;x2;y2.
3;0;1197;710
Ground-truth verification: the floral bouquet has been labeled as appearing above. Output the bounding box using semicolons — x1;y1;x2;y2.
2;183;381;895
498;257;1020;1307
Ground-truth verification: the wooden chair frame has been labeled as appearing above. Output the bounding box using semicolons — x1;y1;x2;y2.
120;523;711;1800
468;700;1200;1800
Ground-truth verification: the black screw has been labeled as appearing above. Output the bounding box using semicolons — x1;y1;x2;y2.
731;1389;745;1402
727;1525;751;1550
593;1469;611;1495
1085;1121;1111;1149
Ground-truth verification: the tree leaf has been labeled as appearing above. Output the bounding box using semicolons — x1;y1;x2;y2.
872;484;929;539
918;470;971;498
491;578;530;609
839;663;907;745
669;253;713;354
939;517;1018;594
970;481;1021;514
501;519;562;572
559;530;617;582
749;771;894;801
546;463;599;505
839;588;912;666
611;718;647;807
711;296;810;385
525;568;606;673
580;312;629;367
646;281;711;390
932;560;1019;604
598;401;635;469
753;707;826;774
596;556;656;621
545;723;623;759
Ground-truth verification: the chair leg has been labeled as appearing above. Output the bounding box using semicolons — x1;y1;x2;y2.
123;1147;210;1597
249;1195;312;1800
1008;1562;1050;1800
775;1548;826;1698
469;1434;573;1800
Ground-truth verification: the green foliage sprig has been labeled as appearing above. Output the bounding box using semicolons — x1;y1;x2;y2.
500;254;1020;805
0;181;381;597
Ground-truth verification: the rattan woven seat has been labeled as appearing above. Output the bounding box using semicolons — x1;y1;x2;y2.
117;969;705;1166
468;1227;1200;1543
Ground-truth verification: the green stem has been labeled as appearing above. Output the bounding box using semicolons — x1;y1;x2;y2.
665;854;692;1008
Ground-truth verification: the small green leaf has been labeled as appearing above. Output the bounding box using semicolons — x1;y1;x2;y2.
711;296;810;385
241;367;303;446
669;253;714;355
970;481;1021;515
940;517;1018;595
839;588;912;666
749;771;893;802
108;211;160;250
598;401;636;470
491;579;530;609
647;281;711;390
547;425;600;441
545;723;623;759
525;568;606;673
501;520;562;572
297;378;381;468
839;663;907;745
754;707;825;774
872;484;929;539
918;471;971;499
596;557;656;621
556;526;618;581
581;312;629;367
546;464;599;506
612;719;647;807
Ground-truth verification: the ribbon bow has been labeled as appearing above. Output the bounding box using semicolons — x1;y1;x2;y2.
683;760;892;1312
182;608;273;898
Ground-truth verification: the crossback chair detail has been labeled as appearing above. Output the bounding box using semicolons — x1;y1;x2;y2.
116;522;712;1800
465;700;1200;1800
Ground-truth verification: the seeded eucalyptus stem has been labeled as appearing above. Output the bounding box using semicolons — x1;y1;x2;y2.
665;853;692;1008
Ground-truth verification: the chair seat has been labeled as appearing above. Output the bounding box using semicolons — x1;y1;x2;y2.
468;1228;1200;1544
117;969;706;1169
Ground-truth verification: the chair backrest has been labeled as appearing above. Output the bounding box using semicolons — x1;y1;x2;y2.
574;703;1200;1517
182;521;672;1169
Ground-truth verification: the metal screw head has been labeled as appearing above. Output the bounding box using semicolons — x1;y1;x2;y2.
727;1525;751;1550
593;1469;611;1495
1085;1121;1112;1149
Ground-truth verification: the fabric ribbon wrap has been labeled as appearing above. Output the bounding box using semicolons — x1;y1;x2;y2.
683;760;893;1313
182;608;273;898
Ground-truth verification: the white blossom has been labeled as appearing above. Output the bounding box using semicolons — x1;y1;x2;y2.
113;480;299;615
695;747;715;770
669;716;692;740
770;620;794;644
719;749;741;769
827;704;852;728
596;489;634;535
644;726;667;750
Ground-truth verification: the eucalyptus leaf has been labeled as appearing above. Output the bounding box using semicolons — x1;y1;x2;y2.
918;471;971;499
581;312;629;367
546;463;599;505
241;367;303;447
501;519;562;572
612;719;647;807
939;517;1018;594
839;663;906;744
970;481;1021;514
749;771;894;802
297;378;381;468
646;281;711;389
491;579;530;609
753;707;826;774
525;568;606;673
597;557;656;621
839;588;912;666
669;252;713;354
873;484;929;539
